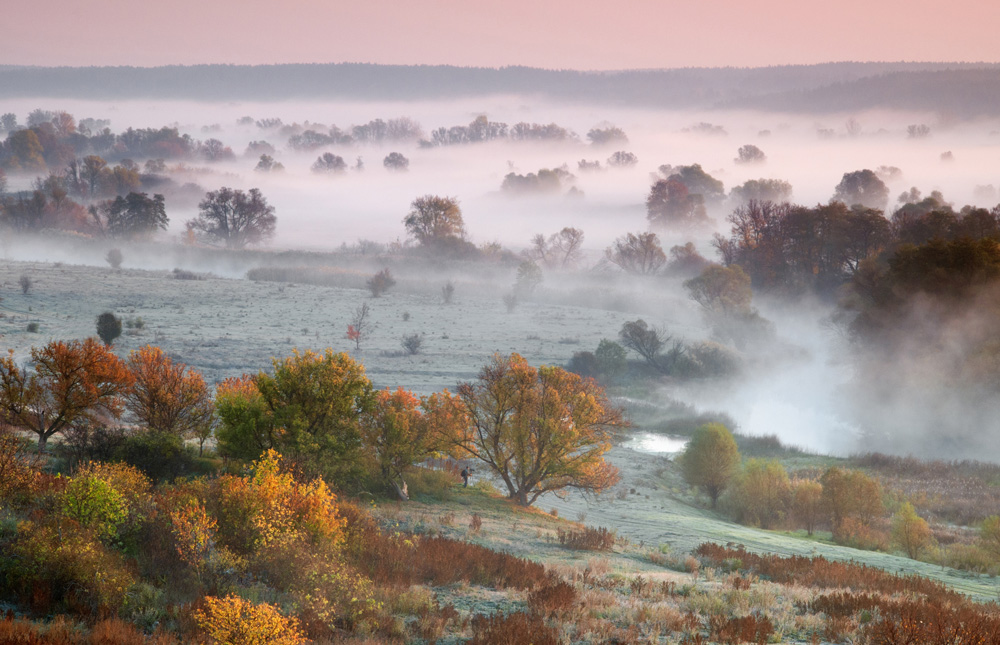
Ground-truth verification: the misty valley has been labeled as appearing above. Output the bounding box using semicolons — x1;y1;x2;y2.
4;66;1000;643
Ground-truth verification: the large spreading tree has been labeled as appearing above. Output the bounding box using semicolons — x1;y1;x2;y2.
186;187;276;249
449;353;624;506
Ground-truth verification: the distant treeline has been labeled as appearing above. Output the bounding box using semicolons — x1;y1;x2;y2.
2;62;1000;115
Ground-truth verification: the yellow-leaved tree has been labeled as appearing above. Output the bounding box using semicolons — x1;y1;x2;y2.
450;353;624;506
680;423;740;508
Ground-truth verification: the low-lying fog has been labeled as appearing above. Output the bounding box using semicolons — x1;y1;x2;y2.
3;95;1000;459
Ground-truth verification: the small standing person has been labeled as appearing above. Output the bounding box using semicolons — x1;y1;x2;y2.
461;466;470;487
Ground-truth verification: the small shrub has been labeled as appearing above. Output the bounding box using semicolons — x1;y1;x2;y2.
502;293;518;313
469;612;558;645
528;578;578;617
470;513;483;533
96;311;123;346
114;431;196;482
26;322;39;333
19;274;32;294
401;333;423;355
172;268;203;280
557;526;616;551
442;280;455;304
367;268;396;297
106;248;124;269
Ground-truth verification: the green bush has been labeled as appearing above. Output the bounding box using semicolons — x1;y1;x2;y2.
114;431;196;482
61;476;128;542
405;466;460;501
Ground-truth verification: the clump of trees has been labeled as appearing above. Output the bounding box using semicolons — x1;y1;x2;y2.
501;167;574;194
587;126;628;146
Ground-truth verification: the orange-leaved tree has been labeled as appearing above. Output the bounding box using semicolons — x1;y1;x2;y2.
0;340;133;452
451;353;624;506
125;345;214;450
361;387;467;499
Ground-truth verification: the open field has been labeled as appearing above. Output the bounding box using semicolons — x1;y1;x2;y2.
0;255;684;393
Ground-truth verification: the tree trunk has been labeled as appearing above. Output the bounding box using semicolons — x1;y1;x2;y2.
393;479;409;502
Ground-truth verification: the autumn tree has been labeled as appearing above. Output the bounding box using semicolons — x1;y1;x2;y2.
680;423;740;508
403;195;466;249
187;187;276;249
820;467;884;539
646;179;709;229
891;501;933;560
791;479;823;536
252;350;374;486
361;388;466;499
605;232;666;275
125;346;214;446
79;155;108;196
684;264;773;349
727;458;790;528
979;515;1000;561
449;353;624;506
0;340;133;452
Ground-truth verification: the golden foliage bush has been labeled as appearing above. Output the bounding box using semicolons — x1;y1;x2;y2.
6;518;136;615
194;595;304;645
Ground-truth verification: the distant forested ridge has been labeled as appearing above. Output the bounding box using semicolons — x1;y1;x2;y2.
2;62;1000;115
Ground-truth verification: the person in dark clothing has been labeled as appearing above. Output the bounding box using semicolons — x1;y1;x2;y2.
461;467;470;487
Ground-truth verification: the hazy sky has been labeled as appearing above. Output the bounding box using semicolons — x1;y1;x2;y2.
4;0;999;70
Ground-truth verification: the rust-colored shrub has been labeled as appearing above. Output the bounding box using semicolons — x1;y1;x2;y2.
468;612;558;645
694;543;961;603
528;578;578;617
557;526;616;551
342;504;546;590
708;613;774;645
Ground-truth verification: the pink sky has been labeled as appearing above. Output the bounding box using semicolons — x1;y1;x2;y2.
4;0;999;70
